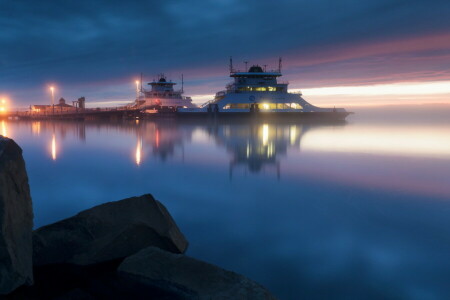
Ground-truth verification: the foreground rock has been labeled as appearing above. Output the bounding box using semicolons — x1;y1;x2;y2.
33;194;188;266
0;137;34;294
118;247;277;300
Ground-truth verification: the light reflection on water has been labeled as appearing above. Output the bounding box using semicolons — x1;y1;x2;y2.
2;108;450;300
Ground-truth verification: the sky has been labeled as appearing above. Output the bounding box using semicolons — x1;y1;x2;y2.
1;0;450;108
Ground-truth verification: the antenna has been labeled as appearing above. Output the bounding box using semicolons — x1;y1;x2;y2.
181;74;184;93
278;57;282;72
263;64;267;72
229;56;233;73
140;73;143;92
244;61;248;71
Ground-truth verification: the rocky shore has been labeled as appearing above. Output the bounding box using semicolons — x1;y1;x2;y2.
0;136;277;299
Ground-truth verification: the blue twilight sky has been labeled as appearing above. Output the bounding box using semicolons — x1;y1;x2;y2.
1;0;450;107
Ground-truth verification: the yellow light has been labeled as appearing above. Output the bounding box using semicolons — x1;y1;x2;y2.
262;103;270;110
290;125;297;145
32;122;41;136
1;99;5;104
51;134;57;161
0;107;4;112
262;124;269;145
135;139;142;166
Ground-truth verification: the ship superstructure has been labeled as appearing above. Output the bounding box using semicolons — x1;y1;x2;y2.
135;74;196;110
177;59;351;121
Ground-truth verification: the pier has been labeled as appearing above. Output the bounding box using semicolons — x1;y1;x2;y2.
2;107;143;121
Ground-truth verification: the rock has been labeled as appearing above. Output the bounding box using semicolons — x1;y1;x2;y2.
33;194;188;266
118;247;278;300
0;137;34;294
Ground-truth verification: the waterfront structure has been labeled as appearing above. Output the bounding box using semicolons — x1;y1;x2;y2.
133;74;196;110
31;98;86;115
31;98;77;114
178;59;351;121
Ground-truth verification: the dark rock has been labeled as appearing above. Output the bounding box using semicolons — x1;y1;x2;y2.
0;137;34;294
9;259;184;299
33;194;188;266
118;247;278;300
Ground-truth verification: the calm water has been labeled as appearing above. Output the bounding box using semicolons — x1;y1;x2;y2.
3;106;450;300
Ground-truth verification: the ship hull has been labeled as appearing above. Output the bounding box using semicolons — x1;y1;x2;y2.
175;111;352;122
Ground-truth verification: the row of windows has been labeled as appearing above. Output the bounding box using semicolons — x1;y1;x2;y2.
237;86;284;92
223;103;303;109
146;93;181;97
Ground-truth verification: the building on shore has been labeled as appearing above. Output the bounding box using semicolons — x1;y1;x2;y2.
31;97;86;114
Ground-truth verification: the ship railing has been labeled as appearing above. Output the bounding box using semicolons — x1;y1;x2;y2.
24;106;142;116
200;100;215;108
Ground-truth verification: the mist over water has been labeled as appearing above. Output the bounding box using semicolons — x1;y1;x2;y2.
3;104;450;299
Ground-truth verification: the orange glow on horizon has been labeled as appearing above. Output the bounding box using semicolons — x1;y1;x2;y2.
301;125;450;158
297;81;450;107
300;81;450;97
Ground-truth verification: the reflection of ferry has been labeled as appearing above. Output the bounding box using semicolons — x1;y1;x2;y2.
134;74;196;111
211;122;306;178
178;59;351;121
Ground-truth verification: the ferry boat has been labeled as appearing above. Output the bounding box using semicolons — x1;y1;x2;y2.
134;74;196;112
177;59;351;121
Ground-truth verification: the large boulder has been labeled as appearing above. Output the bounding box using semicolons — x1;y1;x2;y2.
118;247;278;300
0;137;34;294
33;194;188;266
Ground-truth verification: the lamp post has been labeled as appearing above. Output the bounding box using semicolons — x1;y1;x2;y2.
50;86;55;115
135;80;140;100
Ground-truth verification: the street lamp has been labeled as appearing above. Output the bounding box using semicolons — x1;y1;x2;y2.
135;80;140;100
49;86;55;115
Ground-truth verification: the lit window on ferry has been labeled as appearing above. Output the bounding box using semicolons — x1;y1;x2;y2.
290;103;302;109
223;103;251;109
237;87;283;92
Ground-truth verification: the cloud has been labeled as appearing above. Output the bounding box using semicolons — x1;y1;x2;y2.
1;0;450;106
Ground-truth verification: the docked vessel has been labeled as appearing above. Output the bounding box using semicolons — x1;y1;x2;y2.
177;59;351;121
133;74;196;112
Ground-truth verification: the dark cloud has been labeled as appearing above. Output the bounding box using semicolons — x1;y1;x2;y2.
1;0;449;106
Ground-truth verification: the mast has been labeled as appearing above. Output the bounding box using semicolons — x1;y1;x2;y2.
278;57;282;73
181;74;184;93
244;61;248;71
229;56;233;73
140;73;143;93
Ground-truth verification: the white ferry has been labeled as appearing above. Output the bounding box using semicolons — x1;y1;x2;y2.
134;74;196;112
177;59;351;121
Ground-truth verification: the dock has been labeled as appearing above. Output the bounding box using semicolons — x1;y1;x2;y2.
2;107;143;121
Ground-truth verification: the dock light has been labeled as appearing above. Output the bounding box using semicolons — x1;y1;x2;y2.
135;80;140;99
49;86;55;114
49;86;55;104
0;98;6;113
262;103;270;110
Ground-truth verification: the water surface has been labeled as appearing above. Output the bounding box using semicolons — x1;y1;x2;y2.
3;106;450;300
